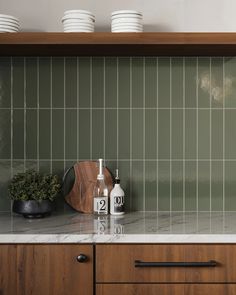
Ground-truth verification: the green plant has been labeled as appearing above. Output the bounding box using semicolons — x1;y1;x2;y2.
8;169;61;202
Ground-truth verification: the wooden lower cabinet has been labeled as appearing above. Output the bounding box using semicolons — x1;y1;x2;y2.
96;284;236;295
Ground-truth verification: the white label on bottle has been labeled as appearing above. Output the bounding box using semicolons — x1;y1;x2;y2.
94;196;108;214
113;196;125;213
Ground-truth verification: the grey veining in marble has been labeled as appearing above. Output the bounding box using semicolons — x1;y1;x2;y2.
1;211;236;243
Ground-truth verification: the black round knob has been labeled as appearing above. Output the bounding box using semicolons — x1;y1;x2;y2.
76;254;88;263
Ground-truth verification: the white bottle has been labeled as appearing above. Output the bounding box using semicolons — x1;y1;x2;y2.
110;169;125;215
93;159;109;215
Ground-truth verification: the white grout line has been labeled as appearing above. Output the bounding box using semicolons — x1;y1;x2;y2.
90;57;92;161
116;57;119;168
103;57;106;161
170;58;172;212
209;58;212;211
196;57;199;212
130;57;133;210
37;58;39;172
77;57;79;162
10;57;13;178
143;57;146;211
23;58;26;172
183;58;186;212
63;58;66;172
223;57;225;212
50;57;52;173
156;57;159;212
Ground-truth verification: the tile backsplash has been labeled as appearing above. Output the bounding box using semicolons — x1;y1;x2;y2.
0;56;236;212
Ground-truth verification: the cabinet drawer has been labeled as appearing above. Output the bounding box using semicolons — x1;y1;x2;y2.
96;284;236;295
96;244;236;283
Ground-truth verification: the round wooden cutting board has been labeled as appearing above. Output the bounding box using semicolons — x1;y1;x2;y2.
64;161;114;213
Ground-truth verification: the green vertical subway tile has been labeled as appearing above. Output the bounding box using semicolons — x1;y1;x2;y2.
92;57;104;108
105;57;117;108
185;58;197;108
145;110;157;159
158;161;170;211
145;161;157;211
185;161;197;211
211;161;223;211
198;58;210;108
92;109;104;159
25;58;37;108
52;109;64;159
13;160;24;175
52;160;65;212
211;110;223;159
52;57;64;108
117;161;131;212
26;110;37;159
225;110;236;159
65;57;77;108
119;57;130;108
198;161;210;211
65;109;77;159
145;58;157;108
39;57;51;108
12;57;24;108
198;110;210;159
158;58;170;108
172;109;183;159
131;161;144;211
39;160;50;173
185;109;196;159
225;161;236;211
172;58;183;108
78;109;90;160
158;109;170;159
225;57;236;107
0;161;11;211
119;109;130;159
78;58;91;108
105;110;117;160
132;109;143;159
132;57;143;108
0;110;10;159
13;109;24;159
26;160;37;170
0;57;11;108
171;161;183;211
211;58;223;108
39;110;50;159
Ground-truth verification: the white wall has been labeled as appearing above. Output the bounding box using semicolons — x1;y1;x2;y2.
1;0;236;32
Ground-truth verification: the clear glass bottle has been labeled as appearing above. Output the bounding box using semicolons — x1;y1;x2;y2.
93;159;109;215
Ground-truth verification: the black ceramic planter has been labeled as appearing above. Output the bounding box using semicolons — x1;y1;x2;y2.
13;200;54;218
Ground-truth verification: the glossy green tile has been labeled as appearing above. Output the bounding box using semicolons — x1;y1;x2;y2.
224;57;236;108
198;161;210;211
116;161;131;212
225;161;236;211
198;58;210;108
13;160;24;175
0;161;11;211
65;57;77;108
39;57;51;108
92;57;104;108
185;161;197;211
172;109;183;159
185;58;197;108
225;110;236;159
132;57;143;108
105;110;117;160
131;161;144;211
13;57;24;108
145;58;157;108
52;160;65;211
145;110;157;159
211;58;223;108
172;58;183;108
78;57;90;108
52;57;64;108
158;110;170;159
105;57;117;108
171;161;183;211
92;109;104;159
198;110;210;159
0;57;11;108
39;160;50;173
39;110;51;159
26;160;37;170
25;57;37;108
158;58;170;108
158;161;170;211
65;110;77;159
26;110;37;159
13;110;24;159
145;161;157;211
211;110;223;159
0;110;10;159
52;109;63;159
119;57;130;108
211;161;223;211
132;109;143;159
78;109;90;160
185;109;196;159
119;109;130;159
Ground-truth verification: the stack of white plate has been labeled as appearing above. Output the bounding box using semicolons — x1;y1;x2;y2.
0;14;20;33
62;10;95;32
111;10;143;32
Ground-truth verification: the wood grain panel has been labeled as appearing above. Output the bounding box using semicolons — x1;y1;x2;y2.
96;244;236;283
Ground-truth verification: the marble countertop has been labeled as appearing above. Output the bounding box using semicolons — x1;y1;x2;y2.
1;211;236;243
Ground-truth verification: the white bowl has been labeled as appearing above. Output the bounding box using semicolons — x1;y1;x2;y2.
0;14;19;22
111;10;142;16
112;29;143;33
0;25;19;30
0;18;19;25
0;22;19;29
64;30;94;33
64;10;94;16
63;25;94;30
0;28;18;33
62;19;94;24
62;15;95;22
112;23;143;28
111;15;142;21
112;18;142;24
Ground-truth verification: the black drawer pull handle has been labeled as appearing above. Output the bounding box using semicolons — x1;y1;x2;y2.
134;260;217;267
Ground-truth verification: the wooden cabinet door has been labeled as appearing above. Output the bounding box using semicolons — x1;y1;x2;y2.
17;244;93;295
0;245;17;295
97;284;236;295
